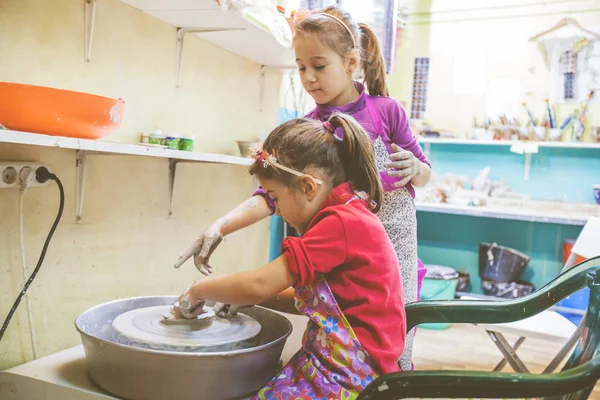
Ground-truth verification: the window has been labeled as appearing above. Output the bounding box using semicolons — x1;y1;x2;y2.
410;57;430;120
560;50;577;101
564;72;575;100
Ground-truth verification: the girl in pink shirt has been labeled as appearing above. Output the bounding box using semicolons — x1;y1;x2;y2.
175;114;406;399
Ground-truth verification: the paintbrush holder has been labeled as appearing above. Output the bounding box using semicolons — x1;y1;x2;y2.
471;128;487;140
517;127;530;140
548;128;562;141
591;126;600;143
502;127;516;140
533;126;546;141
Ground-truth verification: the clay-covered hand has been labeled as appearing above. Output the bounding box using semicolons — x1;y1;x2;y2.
171;288;206;319
173;221;224;275
384;143;422;187
213;302;252;317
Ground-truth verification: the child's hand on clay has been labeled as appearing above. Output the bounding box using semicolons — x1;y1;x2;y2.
213;302;252;317
171;288;206;319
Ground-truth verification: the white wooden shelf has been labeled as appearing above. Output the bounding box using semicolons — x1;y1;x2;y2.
84;0;296;106
418;137;600;149
418;137;600;181
415;201;598;226
0;129;252;165
0;129;252;222
119;0;295;69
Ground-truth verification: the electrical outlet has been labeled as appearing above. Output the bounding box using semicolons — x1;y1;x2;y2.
0;162;52;189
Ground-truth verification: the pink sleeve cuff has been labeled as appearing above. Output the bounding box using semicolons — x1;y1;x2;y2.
253;187;276;214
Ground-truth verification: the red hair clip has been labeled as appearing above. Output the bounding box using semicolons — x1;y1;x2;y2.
250;147;273;168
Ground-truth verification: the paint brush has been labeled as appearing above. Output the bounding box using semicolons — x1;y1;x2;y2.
545;99;554;129
576;89;596;139
522;102;536;126
560;113;574;130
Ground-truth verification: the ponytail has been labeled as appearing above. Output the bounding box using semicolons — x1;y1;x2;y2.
328;113;382;212
358;23;389;97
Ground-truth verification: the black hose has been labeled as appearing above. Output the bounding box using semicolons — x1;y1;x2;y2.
0;168;64;342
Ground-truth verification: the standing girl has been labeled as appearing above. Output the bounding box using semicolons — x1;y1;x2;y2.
174;5;431;370
175;114;406;399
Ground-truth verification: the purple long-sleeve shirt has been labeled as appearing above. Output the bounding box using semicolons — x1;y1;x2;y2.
254;82;430;212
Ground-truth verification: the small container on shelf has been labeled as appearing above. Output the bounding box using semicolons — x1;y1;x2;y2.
165;133;180;150
517;127;529;140
140;132;150;144
471;128;489;141
501;126;515;141
533;126;546;141
548;128;562;141
490;127;503;140
236;140;259;158
180;136;195;152
149;130;164;145
591;126;600;143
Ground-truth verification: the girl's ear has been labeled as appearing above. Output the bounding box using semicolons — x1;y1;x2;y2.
299;175;319;201
346;50;360;76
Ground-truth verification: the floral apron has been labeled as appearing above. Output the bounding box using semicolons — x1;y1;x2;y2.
254;194;379;400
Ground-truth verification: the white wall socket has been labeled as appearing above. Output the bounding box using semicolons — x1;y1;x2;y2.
0;162;52;189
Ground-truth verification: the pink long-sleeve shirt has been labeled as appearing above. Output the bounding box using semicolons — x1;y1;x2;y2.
254;82;430;211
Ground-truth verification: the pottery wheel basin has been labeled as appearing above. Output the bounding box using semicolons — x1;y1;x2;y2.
75;296;292;400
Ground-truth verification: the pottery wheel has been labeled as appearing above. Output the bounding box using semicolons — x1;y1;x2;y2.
112;305;261;352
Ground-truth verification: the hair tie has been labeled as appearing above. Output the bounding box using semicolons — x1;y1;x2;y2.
323;121;344;142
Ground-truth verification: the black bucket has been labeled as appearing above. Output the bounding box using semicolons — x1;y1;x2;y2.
479;242;530;283
482;279;536;299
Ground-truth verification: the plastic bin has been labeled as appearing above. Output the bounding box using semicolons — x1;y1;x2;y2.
420;265;459;330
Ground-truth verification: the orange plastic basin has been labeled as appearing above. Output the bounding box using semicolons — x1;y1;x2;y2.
0;82;125;140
